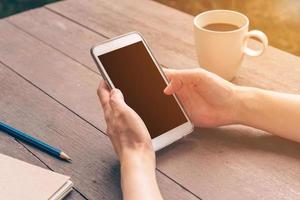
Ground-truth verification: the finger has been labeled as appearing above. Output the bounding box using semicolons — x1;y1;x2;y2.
162;68;177;81
164;67;200;94
97;80;113;122
163;68;204;84
109;88;127;111
97;80;111;109
164;78;183;95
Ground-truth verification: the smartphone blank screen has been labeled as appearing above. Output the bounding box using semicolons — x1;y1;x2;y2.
98;41;187;138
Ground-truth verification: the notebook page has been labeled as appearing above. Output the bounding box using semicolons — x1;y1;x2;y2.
0;153;70;200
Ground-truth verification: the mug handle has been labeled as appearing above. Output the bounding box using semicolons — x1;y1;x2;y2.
243;30;268;57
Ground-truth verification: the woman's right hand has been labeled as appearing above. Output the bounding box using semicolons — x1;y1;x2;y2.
163;68;240;127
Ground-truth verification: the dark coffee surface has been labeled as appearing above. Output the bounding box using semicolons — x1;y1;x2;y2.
203;23;239;31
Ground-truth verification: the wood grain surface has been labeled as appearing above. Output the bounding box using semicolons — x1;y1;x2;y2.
0;20;106;131
46;0;197;68
0;64;87;200
0;0;300;199
7;8;103;73
46;0;300;92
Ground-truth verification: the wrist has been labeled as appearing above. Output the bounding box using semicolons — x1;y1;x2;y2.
120;147;156;169
120;147;161;200
120;150;157;184
234;86;262;125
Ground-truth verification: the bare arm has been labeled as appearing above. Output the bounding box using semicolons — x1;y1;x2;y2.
121;152;162;200
97;81;163;200
164;68;300;143
237;87;300;143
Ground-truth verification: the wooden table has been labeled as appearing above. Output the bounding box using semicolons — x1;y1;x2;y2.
1;0;300;199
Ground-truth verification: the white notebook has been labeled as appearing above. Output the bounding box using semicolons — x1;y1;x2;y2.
0;153;73;200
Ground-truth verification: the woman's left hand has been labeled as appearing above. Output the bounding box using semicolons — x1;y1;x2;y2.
97;80;154;164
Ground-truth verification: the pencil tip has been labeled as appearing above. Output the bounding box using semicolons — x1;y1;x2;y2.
60;152;72;162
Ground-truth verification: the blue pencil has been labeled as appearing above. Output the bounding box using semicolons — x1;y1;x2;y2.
0;121;71;161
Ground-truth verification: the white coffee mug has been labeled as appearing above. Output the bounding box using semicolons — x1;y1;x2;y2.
193;10;268;80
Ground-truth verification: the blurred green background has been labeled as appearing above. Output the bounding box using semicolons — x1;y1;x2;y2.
0;0;60;18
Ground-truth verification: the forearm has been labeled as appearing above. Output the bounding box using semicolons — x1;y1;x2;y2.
120;152;163;200
236;87;300;142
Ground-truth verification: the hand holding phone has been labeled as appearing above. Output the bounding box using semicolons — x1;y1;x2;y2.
97;80;154;161
91;32;193;151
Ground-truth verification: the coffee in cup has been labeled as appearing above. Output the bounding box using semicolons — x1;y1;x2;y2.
193;10;268;80
203;23;239;31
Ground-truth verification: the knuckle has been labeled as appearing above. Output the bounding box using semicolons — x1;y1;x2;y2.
116;108;127;118
109;97;116;105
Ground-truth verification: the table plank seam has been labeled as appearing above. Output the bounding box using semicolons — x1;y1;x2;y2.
15;139;54;170
0;130;86;199
6;19;99;75
0;59;107;137
45;6;109;40
157;168;202;200
13;7;193;75
17;138;90;200
15;139;89;200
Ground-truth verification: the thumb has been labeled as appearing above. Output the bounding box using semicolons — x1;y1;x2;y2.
163;68;183;95
163;68;205;95
164;78;183;95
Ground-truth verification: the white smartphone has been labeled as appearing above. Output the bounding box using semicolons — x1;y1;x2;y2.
91;32;194;151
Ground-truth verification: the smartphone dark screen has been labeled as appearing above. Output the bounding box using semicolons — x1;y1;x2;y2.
98;41;187;138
